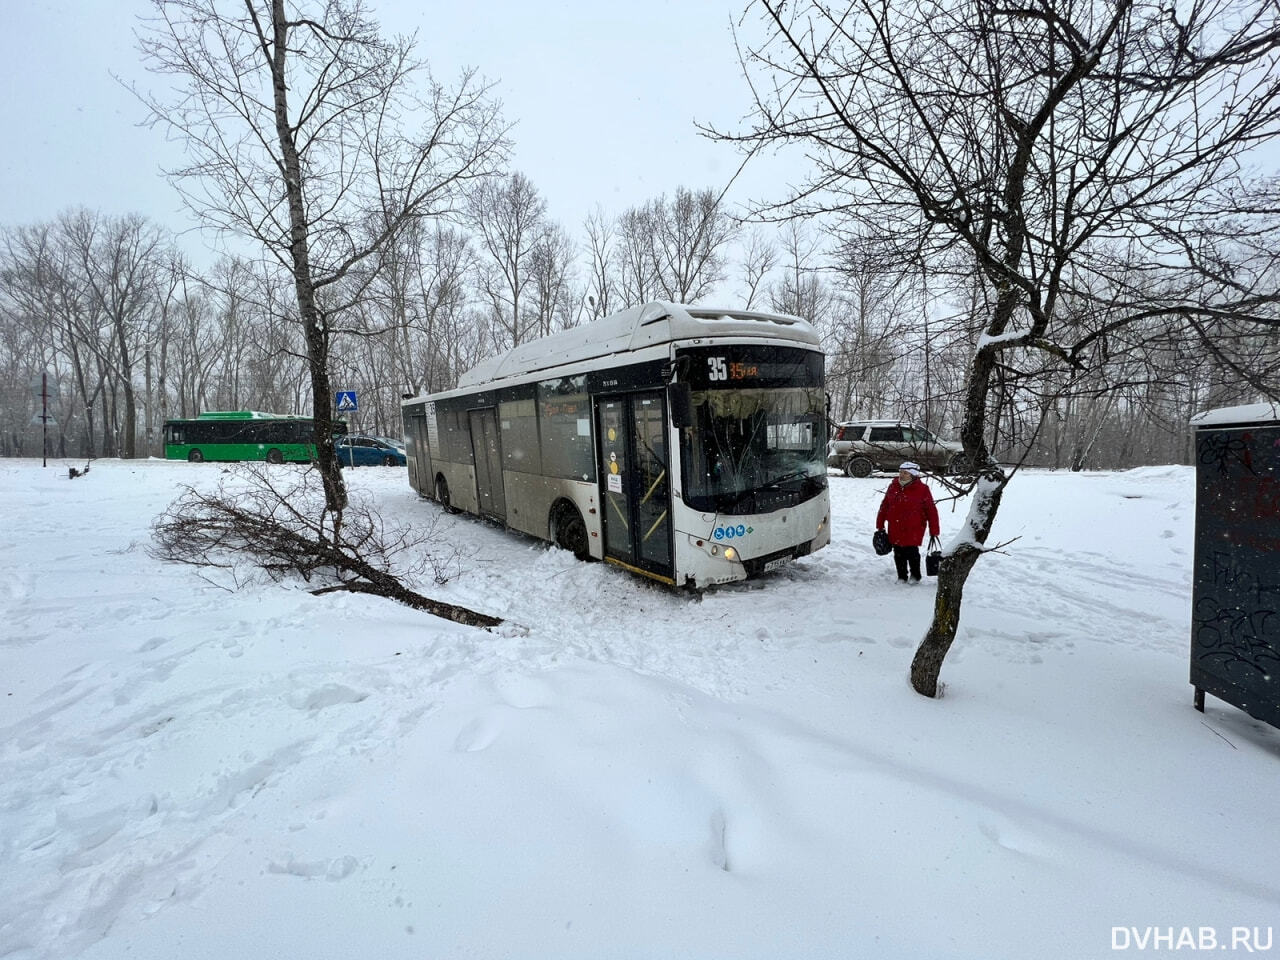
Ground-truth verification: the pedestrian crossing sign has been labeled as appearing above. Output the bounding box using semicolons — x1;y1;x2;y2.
336;391;358;411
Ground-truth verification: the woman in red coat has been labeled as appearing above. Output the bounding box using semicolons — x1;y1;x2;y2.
876;461;940;582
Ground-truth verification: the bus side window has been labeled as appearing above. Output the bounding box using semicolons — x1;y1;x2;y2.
537;376;594;481
500;397;542;473
437;403;473;464
187;421;213;444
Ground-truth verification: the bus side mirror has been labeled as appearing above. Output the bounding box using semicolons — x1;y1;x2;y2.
669;382;692;428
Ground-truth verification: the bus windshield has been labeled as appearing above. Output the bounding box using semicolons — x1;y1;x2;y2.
680;386;826;513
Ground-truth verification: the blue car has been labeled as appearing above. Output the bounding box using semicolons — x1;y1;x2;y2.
336;435;407;467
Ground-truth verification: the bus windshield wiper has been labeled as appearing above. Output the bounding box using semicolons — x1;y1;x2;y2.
763;469;814;488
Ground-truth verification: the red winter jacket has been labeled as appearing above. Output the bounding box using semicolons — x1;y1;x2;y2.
876;477;940;547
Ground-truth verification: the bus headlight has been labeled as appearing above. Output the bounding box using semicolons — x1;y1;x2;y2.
724;547;737;562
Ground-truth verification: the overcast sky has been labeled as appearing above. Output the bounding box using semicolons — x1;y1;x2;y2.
0;0;792;257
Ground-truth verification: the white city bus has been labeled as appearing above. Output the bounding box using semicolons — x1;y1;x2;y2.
400;301;830;588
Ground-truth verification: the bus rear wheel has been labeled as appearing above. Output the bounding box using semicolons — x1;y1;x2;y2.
265;448;284;464
552;503;590;560
188;449;204;463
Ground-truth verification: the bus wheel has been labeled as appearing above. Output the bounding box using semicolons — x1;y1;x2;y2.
553;503;590;560
265;448;284;465
188;449;204;463
435;475;457;513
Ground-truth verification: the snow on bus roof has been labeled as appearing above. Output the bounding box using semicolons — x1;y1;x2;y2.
1190;401;1280;428
454;301;818;390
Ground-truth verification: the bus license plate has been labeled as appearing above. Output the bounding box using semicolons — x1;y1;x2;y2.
764;556;792;573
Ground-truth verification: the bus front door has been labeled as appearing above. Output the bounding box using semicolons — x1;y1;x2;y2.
468;407;506;521
596;392;673;582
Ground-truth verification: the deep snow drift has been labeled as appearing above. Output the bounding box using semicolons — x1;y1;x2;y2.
1;459;1276;960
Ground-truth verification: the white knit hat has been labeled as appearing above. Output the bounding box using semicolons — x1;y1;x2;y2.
899;461;922;476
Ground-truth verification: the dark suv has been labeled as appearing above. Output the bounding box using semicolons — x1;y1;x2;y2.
826;420;964;477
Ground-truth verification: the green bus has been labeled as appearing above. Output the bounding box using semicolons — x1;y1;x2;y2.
162;411;347;463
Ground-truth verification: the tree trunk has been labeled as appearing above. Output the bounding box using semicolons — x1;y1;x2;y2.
911;271;1016;696
910;472;1007;696
266;0;346;518
121;380;137;459
910;546;981;696
314;575;503;629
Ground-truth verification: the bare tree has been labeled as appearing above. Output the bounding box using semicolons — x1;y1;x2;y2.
528;221;578;336
63;211;169;459
137;0;508;518
144;250;189;456
582;206;617;321
616;187;737;305
409;226;478;393
0;223;77;455
826;236;917;422
724;0;1280;696
739;228;779;309
469;171;547;350
168;270;221;417
1;214;173;458
653;186;737;302
615;202;662;304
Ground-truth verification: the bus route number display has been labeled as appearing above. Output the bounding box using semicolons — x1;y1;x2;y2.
706;356;760;382
679;344;822;391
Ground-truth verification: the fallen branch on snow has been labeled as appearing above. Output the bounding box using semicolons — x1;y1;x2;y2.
150;464;500;629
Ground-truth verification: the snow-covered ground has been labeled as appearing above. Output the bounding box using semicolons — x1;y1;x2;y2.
1;458;1276;960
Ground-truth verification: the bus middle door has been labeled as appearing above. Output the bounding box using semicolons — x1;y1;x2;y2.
468;407;506;521
596;392;672;582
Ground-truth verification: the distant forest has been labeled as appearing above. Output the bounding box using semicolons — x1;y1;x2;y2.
0;189;1253;469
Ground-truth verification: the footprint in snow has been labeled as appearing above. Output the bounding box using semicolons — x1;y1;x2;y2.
709;808;730;872
453;715;502;753
287;684;369;712
978;818;1049;858
492;672;553;710
268;854;360;881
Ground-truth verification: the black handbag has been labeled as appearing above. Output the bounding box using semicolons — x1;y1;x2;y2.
925;536;942;576
872;529;891;556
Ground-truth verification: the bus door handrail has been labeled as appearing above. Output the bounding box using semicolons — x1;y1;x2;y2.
640;469;666;505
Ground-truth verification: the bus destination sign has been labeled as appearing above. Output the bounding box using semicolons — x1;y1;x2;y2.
679;344;823;390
